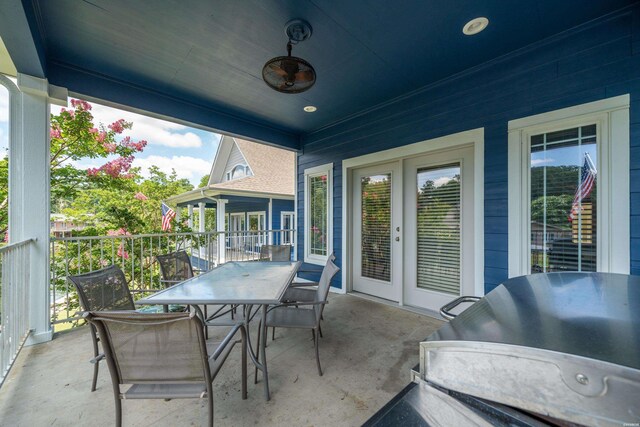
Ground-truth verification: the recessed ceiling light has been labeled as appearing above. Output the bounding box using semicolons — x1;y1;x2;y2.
463;17;489;35
303;105;317;112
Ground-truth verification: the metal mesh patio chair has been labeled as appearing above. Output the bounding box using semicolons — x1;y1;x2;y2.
256;254;339;378
68;265;136;392
84;311;247;427
156;250;195;286
156;250;232;336
259;244;291;261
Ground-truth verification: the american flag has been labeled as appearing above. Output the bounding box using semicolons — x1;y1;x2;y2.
161;202;176;231
568;153;596;222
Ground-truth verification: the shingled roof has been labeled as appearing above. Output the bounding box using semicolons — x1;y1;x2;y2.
209;138;295;196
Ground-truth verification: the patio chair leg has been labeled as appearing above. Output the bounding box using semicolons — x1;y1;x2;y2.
318;324;323;339
115;396;123;427
204;305;209;340
254;320;261;384
207;392;214;427
313;329;323;376
271;326;275;341
90;325;99;392
240;325;248;400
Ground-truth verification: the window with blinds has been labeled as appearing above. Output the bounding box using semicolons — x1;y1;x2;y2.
530;124;597;272
361;174;391;282
416;165;461;295
309;175;328;256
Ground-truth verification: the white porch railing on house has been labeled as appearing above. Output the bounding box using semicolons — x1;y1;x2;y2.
0;239;34;386
50;229;295;328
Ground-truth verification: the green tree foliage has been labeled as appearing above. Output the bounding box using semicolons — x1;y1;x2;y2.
530;194;574;227
198;174;210;188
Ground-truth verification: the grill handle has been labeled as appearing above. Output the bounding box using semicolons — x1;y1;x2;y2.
440;296;481;321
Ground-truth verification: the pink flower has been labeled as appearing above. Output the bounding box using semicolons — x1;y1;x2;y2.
89;128;98;134
103;143;117;153
134;192;148;201
96;131;107;143
70;99;92;111
50;128;61;138
107;228;131;237
108;119;126;134
320;175;327;182
117;244;130;259
86;156;134;179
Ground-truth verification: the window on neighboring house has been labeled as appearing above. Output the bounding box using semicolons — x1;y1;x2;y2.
304;163;332;264
247;211;266;246
281;212;295;245
231;164;248;179
508;96;630;276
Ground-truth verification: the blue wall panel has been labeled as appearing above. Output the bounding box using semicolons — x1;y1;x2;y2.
297;7;640;292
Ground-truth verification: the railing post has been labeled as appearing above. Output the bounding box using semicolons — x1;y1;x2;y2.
216;199;227;264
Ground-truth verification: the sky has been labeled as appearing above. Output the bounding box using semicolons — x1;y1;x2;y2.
0;86;220;187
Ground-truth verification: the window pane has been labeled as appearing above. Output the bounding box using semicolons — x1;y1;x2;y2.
417;165;461;295
361;174;391;282
309;175;328;256
530;125;597;273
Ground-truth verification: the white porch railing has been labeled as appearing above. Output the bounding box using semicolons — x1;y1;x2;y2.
50;230;295;328
0;239;34;386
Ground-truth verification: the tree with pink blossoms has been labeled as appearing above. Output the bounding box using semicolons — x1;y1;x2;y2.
49;99;147;207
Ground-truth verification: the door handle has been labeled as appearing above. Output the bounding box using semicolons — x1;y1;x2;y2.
395;237;400;242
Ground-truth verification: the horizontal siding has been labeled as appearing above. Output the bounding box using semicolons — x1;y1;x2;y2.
297;7;640;292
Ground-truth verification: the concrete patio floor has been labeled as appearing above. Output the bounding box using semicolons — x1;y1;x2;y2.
0;294;442;426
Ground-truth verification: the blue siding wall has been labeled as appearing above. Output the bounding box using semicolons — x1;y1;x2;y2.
297;7;640;291
225;197;294;232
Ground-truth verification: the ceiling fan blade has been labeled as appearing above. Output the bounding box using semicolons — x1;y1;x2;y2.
295;70;314;82
268;62;288;78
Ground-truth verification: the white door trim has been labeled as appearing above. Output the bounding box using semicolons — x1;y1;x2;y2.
342;128;485;300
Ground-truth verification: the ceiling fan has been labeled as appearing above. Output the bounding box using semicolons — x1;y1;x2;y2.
262;19;316;94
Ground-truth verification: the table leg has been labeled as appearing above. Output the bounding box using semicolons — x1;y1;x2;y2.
260;304;270;400
243;304;271;401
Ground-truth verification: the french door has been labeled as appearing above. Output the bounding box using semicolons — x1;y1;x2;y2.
403;146;475;311
350;146;475;312
352;162;402;301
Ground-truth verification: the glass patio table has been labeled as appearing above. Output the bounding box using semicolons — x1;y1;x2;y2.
135;260;302;401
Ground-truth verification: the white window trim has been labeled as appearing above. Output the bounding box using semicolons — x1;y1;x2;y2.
304;163;333;265
281;211;295;244
508;95;630;277
246;211;266;230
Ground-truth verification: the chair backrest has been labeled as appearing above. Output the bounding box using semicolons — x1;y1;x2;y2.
314;253;340;323
85;311;210;385
68;265;135;312
156;250;194;284
259;245;291;262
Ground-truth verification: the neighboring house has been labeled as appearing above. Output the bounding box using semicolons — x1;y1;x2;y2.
167;135;296;260
50;214;87;238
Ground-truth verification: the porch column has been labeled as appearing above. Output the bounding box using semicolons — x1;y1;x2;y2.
216;199;227;264
175;206;181;224
268;198;273;244
11;74;65;344
187;204;193;228
198;202;206;232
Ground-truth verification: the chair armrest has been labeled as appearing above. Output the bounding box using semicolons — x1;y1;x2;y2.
288;281;319;288
268;300;327;312
295;268;323;274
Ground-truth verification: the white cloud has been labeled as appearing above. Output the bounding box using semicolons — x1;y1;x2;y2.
433;176;455;187
133;155;211;185
531;158;555;166
52;101;205;148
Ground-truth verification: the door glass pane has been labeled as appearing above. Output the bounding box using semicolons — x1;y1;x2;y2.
416;165;461;295
530;125;597;272
361;174;391;281
309;175;328;256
